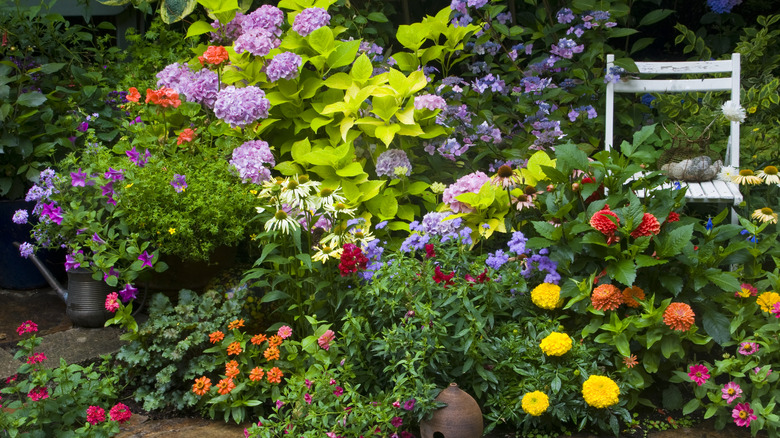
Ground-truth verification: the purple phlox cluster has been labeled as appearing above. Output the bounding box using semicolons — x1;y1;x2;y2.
234;28;280;57
604;66;626;84
292;7;331;37
126;146;151;168
522;249;560;284
567;105;598;122
241;4;284;36
531;118;566;150
12;209;28;224
18;242;34;258
486;249;509;270
476;122;502;144
265;52;303;82
214;86;270;127
229;140;275;184
119;283;138;303
472;74;506;94
375;149;412;178
550;38;584;59
170;174;187;193
414;94;447;111
557;8;575;24
156;63;220;108
508;231;528;255
427;138;472;161
442;171;490;213
707;0;742;14
359;239;385;281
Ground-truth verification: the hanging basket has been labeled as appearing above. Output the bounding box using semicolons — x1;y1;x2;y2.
657;123;722;182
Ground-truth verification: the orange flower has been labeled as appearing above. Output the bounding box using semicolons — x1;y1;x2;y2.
225;360;239;378
663;302;695;331
592;284;623;311
145;87;181;108
622;286;645;308
216;378;235;395
264;346;280;361
268;335;283;348
209;331;225;344
227;342;243;356
630;213;661;238
623;355;638;369
590;205;619;235
249;367;265;382
192;376;211;396
266;367;283;384
126;87;141;103
177;128;196;145
251;334;268;345
198;45;229;66
227;319;245;330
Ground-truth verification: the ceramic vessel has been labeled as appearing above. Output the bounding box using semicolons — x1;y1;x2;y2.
419;383;483;438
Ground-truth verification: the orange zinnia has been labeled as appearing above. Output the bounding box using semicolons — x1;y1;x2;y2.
622;286;645;308
266;367;283;384
227;342;243;356
592;284;623;311
126;87;141;103
663;302;695;331
209;331;225;344
623;355;638;369
249;367;265;382
264;346;280;361
590;205;619;235
225;360;239;378
216;378;235;395
268;335;283;348
227;319;245;330
251;334;268;345
192;376;211;396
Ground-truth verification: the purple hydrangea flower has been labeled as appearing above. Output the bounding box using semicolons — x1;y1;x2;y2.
170;174;187;193
156;62;193;91
214;86;271;127
707;0;742;13
12;209;28;224
292;7;330;36
242;4;284;35
265;52;303;82
234;28;280;57
557;8;575;23
414;94;447;111
230;140;275;184
551;38;584;59
19;242;34;258
436;138;471;161
183;69;220;108
442;171;490;213
209;15;245;44
420;212;462;242
375;149;412;177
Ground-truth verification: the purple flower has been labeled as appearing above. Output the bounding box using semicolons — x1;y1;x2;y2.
157;63;220;108
375;220;388;230
551;38;584;59
414;94;447;111
71;168;87;187
19;242;34;258
170;174;187;193
40;203;63;225
25;185;46;202
399;232;430;253
156;62;193;92
229;140;275;184
138;251;154;269
292;7;330;36
101;182;115;198
214;86;270;127
707;0;742;14
126;146;151;167
77;122;89;132
375;149;412;178
442;171;490;213
103;168;124;181
234;28;279;57
556;7;575;23
119;283;138;302
92;233;105;244
265;52;303;82
403;399;415;410
12;209;28;224
390;416;403;428
241;5;284;35
65;252;81;271
103;267;119;282
486;249;509;270
508;231;527;255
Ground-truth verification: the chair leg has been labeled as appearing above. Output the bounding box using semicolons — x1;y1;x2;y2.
731;206;739;225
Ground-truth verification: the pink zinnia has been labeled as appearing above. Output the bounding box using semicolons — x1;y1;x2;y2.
28;386;49;401
277;325;292;339
86;406;106;425
318;330;335;350
688;364;710;386
109;402;132;424
738;341;759;356
732;402;757;427
105;292;120;313
722;382;742;404
16;320;38;336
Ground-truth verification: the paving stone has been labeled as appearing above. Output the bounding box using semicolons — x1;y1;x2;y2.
0;346;21;378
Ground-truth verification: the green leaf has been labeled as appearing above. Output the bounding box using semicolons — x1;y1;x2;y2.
615;333;630;356
16;92;47;107
682;398;700;416
533;221;560;241
367;12;388;22
375;124;400;146
639;9;674;27
703;269;740;292
662;386;683;411
350;54;373;83
335;162;364;177
40;63;66;74
635;255;667;268
607;259;636;287
655;224;693;258
396;23;426;51
328;39;361;69
186;20;216;38
309;26;335;55
160;0;199;24
701;306;730;345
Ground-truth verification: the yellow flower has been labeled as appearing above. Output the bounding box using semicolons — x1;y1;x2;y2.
752;207;778;224
748;106;757;114
757;292;780;313
582;375;620;408
531;283;563;310
125;183;133;189
168;228;176;234
539;332;573;356
521;391;549;416
732;169;762;185
757;166;780;185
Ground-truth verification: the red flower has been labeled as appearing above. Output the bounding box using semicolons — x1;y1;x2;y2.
425;243;436;259
198;45;229;66
338;243;368;276
177;128;196;145
109;403;132;424
432;265;455;287
591;284;623;311
465;268;491;284
630;213;661;238
581;176;605;204
665;211;680;223
589;205;619;236
126;87;141;103
145;87;181;108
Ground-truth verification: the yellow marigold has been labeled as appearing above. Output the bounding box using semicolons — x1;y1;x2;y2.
591;284;623;311
663;302;695;331
622;286;645;308
757;291;780;313
539;332;573;356
582;375;620;408
531;283;563;310
521;391;549;416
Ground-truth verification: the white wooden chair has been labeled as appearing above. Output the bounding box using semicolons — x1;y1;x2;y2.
604;53;743;223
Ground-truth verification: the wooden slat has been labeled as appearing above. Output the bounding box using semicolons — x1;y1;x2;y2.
698;180;720;201
635;60;734;74
613;78;732;93
712;179;744;205
684;182;705;201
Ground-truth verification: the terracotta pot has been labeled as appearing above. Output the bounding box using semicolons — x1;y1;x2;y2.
419;383;483;438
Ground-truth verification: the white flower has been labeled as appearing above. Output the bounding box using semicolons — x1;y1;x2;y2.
721;100;746;123
265;209;300;234
717;165;738;182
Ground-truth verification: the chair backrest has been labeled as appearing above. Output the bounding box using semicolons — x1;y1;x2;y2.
604;53;740;168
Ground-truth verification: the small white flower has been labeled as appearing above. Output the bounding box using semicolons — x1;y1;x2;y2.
718;165;738;182
721;100;746;123
265;209;300;234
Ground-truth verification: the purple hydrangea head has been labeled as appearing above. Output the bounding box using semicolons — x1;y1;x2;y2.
229;140;275;184
292;7;330;36
214;86;271;127
265;52;303;82
242;5;284;36
181;68;221;108
414;94;447;111
442;171;490;213
556;7;575;23
234;28;280;57
209;14;245;44
156;62;194;91
706;0;742;13
375;149;412;178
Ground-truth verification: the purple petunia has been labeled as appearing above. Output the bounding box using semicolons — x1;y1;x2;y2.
119;283;138;302
229;140;275;184
292;7;330;36
375;149;412;178
103;168;124;181
64;252;81;271
71;168;87;187
138;251;154;268
213;86;271;127
170;174;187;193
265;52;303;82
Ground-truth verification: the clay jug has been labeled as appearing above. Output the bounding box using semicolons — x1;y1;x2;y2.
419;383;483;438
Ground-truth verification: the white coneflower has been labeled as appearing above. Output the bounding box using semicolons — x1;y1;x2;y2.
721;100;746;123
752;207;778;224
757;165;780;185
316;186;346;207
717;165;738;182
312;245;343;263
325;201;356;217
265;209;300;234
280;175;318;207
732;169;762;185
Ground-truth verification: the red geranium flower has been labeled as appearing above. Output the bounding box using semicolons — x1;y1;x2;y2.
198;45;229;66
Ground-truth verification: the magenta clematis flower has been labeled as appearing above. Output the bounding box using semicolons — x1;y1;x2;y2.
721;382;743;404
688;364;710;386
732;402;757;427
71;168;87;187
138;251;154;268
103;168;124;181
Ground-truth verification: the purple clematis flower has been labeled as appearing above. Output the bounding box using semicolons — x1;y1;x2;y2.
138;251;154;268
71;168;87;187
119;283;138;302
103;168;124;181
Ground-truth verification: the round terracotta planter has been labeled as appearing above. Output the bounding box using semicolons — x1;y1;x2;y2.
420;383;483;438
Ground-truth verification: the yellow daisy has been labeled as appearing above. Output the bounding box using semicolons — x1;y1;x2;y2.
732;169;762;185
752;207;778;224
757;165;780;185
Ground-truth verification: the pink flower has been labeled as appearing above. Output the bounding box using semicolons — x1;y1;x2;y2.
28;386;49;401
26;353;47;364
318;330;335;350
304;393;312;404
109;403;132;424
732;402;757;427
403;399;416;410
277;325;293;339
86;406;106;425
688;364;710;386
738;341;759;356
275;400;284;409
333;386;344;396
105;292;120;313
304;379;312;389
16;320;38;336
392;400;401;408
390;416;403;428
722;382;743;404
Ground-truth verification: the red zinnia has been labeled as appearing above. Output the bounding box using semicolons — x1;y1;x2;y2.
630;213;661;238
199;45;229;66
590;205;619;236
665;211;680;223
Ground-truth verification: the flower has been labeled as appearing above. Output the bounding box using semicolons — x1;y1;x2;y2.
251;334;267;345
530;283;562;310
28;386;49;401
119;283;138;302
277;325;292;339
198;45;229;66
228;319;245;330
177;128;196;145
26;353;46;364
718;165;738;182
757;165;780;185
663;302;695;331
216;378;236;395
339;243;368;276
630;213;661;238
751;207;778;224
318;329;336;350
18;242;33;259
108;403;132;424
376;149;412;178
521;391;549;416
227;342;242;356
539;332;573;356
126;87;141;102
16;320;38;336
86;406;106;425
414;94;447;111
145;87;181;108
732;402;757;427
105;292;120;313
592;284;623;311
738;341;759;356
249;367;265;381
229;140;275;184
722;382;743;404
214;86;270;127
757;291;780;312
265;209;299;234
732;169;762;185
623;354;638;369
234;28;279;57
432;265;456;287
688;364;710;386
403;399;416;411
263;346;280;361
442;171;490;213
582;375;620;408
304;393;313;404
292;7;331;36
735;283;757;298
622;286;645;308
391;416;403;428
590;205;619;236
268;335;283;348
209;331;225;344
192;376;212;395
138;251;154;268
170;174;187;193
721;100;746;122
265;52;303;82
333;386;344;396
12;209;28;224
266;366;283;384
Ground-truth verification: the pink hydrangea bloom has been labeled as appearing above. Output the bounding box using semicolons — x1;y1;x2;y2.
229;140;275;184
442;171;490;213
265;52;302;82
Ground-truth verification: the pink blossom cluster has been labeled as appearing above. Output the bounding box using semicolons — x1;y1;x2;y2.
375;149;412;178
213;86;270;127
265;52;303;82
442;171;490;213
